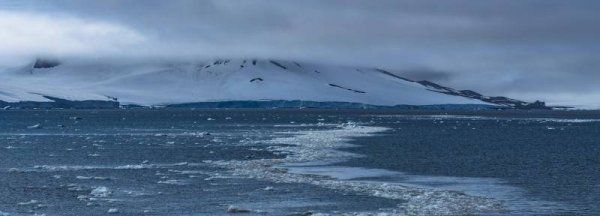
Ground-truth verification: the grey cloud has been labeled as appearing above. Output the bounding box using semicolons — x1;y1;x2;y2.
1;0;600;107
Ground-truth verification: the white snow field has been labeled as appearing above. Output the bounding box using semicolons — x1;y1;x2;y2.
0;59;488;106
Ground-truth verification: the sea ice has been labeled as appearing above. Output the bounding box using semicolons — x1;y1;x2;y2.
17;200;38;206
27;124;42;129
226;205;251;213
206;123;504;215
90;186;111;197
157;179;187;185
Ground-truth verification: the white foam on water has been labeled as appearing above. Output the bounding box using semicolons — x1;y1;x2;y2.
76;176;113;180
17;199;38;206
8;162;192;172
396;174;569;215
273;123;338;128
157;179;188;185
284;166;400;180
205;122;509;215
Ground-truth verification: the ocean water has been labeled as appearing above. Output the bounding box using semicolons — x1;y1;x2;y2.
0;109;599;215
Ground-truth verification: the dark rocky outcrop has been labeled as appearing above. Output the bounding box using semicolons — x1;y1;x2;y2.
0;96;119;109
269;60;287;70
250;78;263;83
328;84;366;94
377;69;551;109
33;58;61;69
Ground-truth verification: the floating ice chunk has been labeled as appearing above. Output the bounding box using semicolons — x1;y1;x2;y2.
226;205;251;213
107;208;119;214
27;124;42;129
76;176;112;180
7;168;22;173
114;164;149;169
67;184;85;192
157;179;187;185
17;200;38;206
183;131;211;137
77;195;89;201
90;186;111;197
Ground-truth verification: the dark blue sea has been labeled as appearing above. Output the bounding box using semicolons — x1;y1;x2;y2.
1;109;599;215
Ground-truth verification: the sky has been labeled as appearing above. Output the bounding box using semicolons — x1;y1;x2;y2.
1;0;599;108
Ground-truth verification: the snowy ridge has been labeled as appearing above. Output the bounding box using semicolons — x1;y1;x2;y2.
0;58;492;108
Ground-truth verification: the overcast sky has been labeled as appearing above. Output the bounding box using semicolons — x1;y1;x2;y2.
1;0;599;108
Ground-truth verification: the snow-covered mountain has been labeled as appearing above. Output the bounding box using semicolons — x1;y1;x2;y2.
0;58;542;109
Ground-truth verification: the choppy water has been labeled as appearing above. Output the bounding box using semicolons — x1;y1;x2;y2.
0;109;599;215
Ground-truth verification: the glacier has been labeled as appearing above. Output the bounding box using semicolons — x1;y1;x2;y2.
0;58;495;108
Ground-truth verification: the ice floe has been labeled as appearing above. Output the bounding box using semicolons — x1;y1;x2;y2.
76;176;113;180
226;205;251;213
90;186;111;197
27;124;42;129
204;122;505;215
157;179;188;185
17;199;38;206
